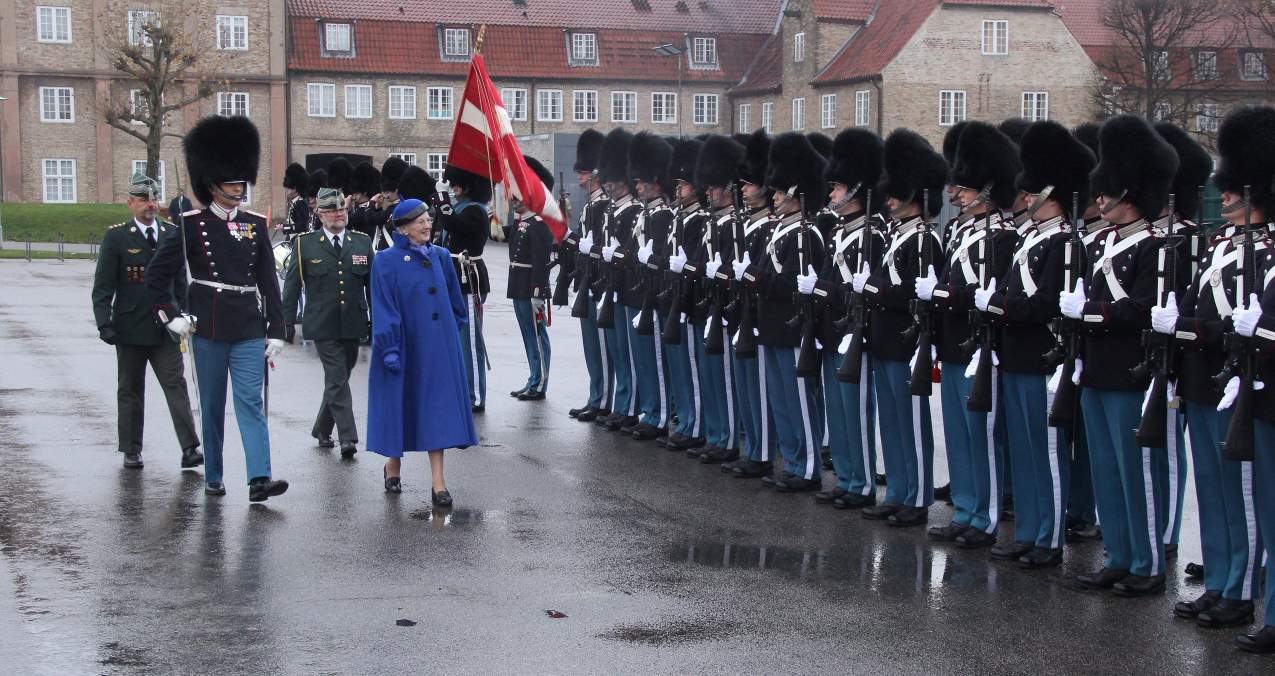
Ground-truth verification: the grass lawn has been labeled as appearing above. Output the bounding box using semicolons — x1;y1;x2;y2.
1;203;134;244
0;249;96;260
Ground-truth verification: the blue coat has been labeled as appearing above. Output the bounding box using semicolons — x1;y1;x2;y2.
367;233;478;455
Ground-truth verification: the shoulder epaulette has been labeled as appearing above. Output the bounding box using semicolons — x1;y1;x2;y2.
181;209;201;217
348;230;370;238
242;209;267;219
107;222;126;230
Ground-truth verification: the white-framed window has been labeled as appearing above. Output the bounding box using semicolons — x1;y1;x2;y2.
344;85;371;119
128;89;148;122
1194;50;1218;80
215;15;247;50
573;90;598;122
794;32;805;63
1152;50;1170;80
791;97;805;131
443;27;470;57
820;93;836;129
691;37;717;67
1021;91;1048;121
652;92;677;124
761;102;773;133
1196;103;1219;133
307;83;335;117
388;86;416;119
240;183;253;206
324;22;351;52
36;6;72;43
939;90;967;126
427;86;453;120
981;20;1008;55
128;10;159;47
738;103;751;132
42;158;76;203
217;91;249;117
39;86;74;123
426;153;448;178
502;88;528;121
1242;51;1267;80
1153;102;1173;122
693;93;718;125
611;91;637;123
131;159;165;200
570;32;598;65
390;152;417;166
855;90;870;127
537;89;563;122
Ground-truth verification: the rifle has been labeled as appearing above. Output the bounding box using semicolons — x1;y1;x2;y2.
1218;185;1257;460
837;189;875;384
1132;194;1180;447
1047;193;1084;428
905;189;936;397
726;185;758;358
660;204;685;344
791;194;820;378
965;208;997;413
704;191;728;355
570;182;595;320
594;197;617;329
633;202;657;335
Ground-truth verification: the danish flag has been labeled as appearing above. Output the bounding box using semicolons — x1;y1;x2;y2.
447;54;566;241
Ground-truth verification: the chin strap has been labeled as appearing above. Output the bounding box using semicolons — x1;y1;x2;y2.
1100;189;1129;216
960;184;993;215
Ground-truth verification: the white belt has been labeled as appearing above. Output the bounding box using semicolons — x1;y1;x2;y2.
510;262;532;268
192;279;256;293
450;254;484;261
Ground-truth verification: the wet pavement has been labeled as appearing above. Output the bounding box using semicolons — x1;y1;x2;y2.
0;251;1268;674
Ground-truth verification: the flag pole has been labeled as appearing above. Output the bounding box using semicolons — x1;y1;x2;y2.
475;24;487;54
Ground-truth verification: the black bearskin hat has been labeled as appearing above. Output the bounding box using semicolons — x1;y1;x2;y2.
739;128;771;186
807;132;833;159
443;164;493;204
732;133;750;147
283;162;308;192
1090;114;1178;219
628;131;674;196
183;115;259;206
352;162;381;197
671;137;703;186
303;169;326;199
524;155;554;192
1213;106;1275;215
998;118;1030;146
380;156;408;193
1154;122;1212;219
765;132;828;215
327;157;354;194
826;129;883;200
597;127;634;185
1073;123;1100;159
942;120;970;167
880;129;948;218
397;165;433;202
1016;121;1096;218
696;134;745;190
575;129;605;174
951;121;1022;209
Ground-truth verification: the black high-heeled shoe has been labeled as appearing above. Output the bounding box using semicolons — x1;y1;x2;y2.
384;466;401;494
431;489;453;507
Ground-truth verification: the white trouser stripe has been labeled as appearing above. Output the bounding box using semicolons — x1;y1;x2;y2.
1241;461;1258;599
532;315;547;393
653;314;668;428
985;369;1001;533
858;358;872;496
722;329;736;449
1141;446;1161;575
598;327;613;410
759;346;770;462
626;320;638;417
795;351;817;480
686;330;702;438
1046;422;1062;548
469;302;482;405
911;393;925;508
1163;417;1179;543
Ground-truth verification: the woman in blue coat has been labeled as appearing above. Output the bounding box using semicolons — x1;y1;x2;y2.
368;199;478;506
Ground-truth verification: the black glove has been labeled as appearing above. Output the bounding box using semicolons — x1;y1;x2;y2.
285;324;296;343
98;326;116;345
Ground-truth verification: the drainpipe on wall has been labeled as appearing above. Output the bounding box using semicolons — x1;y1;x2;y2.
872;78;883;136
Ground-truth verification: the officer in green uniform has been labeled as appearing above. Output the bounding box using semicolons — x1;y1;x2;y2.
91;172;202;470
283;187;374;458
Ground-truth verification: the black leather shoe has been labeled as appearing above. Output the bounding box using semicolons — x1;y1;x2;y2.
1184;562;1205;579
569;406;588;418
1074;567;1130;590
518;390;546;401
314;435;335;448
431;489;453;507
1235;625;1275;654
731;460;773;478
927;522;970;542
721;458;747;473
630;423;666;441
248;476;289;503
888;506;929;527
383;466;401;494
701;446;738;464
955;529;997;549
862;503;902;520
833;493;875;510
685;443;710;458
1197;599;1254;628
340;442;358;459
180;447;204;469
576;407;606;422
1175;590;1222;619
775;476;822;493
1019;547;1063;569
204;482;226;496
815;487;849;504
471;404;485;414
511;388;528;398
760;473;783;488
596;412;621;428
123;451;144;468
1111;574;1165;597
608;415;639;431
990;540;1033;561
1066;522;1102;542
666;435;705;451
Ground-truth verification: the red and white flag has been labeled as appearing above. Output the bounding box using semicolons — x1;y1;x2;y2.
448;54;566;241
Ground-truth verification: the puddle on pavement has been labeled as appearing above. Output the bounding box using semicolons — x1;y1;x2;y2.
406;507;486;528
598;618;738;646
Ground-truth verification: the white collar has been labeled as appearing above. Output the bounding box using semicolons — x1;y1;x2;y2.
209;201;238;221
322;227;345;243
134;218;157;235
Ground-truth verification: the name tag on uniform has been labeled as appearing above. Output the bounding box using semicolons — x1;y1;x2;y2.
352;254;368;265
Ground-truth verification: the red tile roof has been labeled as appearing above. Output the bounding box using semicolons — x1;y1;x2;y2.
729;31;783;94
288;0;784;34
943;0;1054;8
811;0;941;86
288;19;765;83
1056;0;1274;48
812;0;875;23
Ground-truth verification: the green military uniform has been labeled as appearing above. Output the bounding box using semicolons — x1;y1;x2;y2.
282;188;373;451
90;173;200;465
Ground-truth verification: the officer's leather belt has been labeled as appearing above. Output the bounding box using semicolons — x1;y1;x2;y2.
192;279;257;294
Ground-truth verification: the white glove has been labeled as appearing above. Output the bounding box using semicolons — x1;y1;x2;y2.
669;246;688;273
602;237;617;263
435;178;451;194
914;265;938;301
265;338;285;360
532;297;546;314
797;265;817;295
909;344;937;373
838;333;853;355
1217;376;1265;411
1059;280;1086;319
705;253;723;279
578;234;594;255
732;252;751;281
1073;358;1083;385
637;240;654;265
852;262;870;294
1047;363;1064;395
963;348;1001;378
1150;291;1178;335
1234;293;1263;337
631;312;641;329
166;314;195;337
974;277;996;312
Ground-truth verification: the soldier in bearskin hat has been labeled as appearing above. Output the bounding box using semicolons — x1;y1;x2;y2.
345;161;383;238
372;156;409;251
145;115;290;503
437;162;493;411
505;156;556;402
281;162;310;236
303;168;327;232
1059;114;1177;596
566;129;614;423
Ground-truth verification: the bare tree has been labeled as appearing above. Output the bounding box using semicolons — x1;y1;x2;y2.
1234;0;1275;94
1091;0;1238;135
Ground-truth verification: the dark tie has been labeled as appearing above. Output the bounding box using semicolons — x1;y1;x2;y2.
146;228;156;247
332;235;342;256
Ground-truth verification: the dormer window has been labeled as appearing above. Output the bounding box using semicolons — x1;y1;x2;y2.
443;27;470;60
569;32;598;66
690;36;718;69
323;22;353;56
